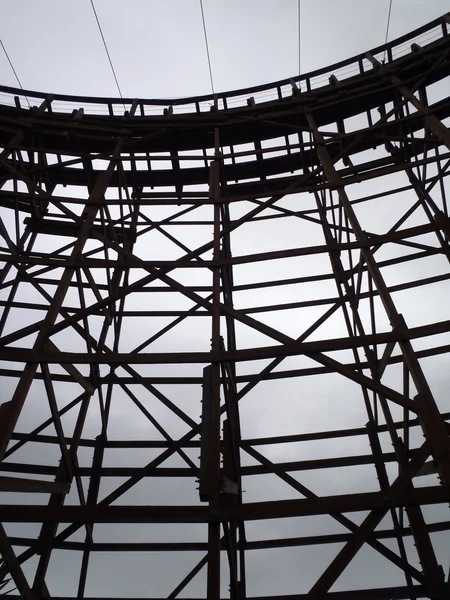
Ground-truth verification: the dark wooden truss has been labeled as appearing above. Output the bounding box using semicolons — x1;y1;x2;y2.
1;13;450;600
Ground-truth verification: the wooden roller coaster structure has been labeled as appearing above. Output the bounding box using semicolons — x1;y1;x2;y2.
1;12;450;600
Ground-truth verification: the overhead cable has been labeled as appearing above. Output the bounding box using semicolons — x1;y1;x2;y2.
0;39;30;107
384;0;393;45
90;0;125;104
199;0;215;96
383;0;393;63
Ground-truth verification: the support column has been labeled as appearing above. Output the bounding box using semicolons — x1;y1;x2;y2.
207;130;223;600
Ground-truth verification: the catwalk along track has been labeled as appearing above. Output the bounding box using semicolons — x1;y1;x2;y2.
1;12;450;600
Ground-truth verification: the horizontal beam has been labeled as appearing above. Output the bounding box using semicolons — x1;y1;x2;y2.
0;585;429;599
2;319;448;364
2;271;449;320
3;214;450;269
1;342;448;387
0;485;448;523
7;519;450;552
0;476;69;494
1;144;449;210
10;411;449;450
0;452;399;477
2;451;436;479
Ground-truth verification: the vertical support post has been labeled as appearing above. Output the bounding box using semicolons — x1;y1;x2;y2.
223;420;240;600
199;366;212;502
207;128;222;600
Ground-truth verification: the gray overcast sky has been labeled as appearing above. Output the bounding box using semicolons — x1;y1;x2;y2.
0;0;449;98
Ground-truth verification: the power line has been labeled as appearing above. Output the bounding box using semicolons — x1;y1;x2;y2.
90;0;124;102
384;0;393;45
383;0;393;63
199;0;215;97
0;38;31;107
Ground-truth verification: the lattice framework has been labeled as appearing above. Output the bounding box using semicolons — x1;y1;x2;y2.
0;13;450;600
